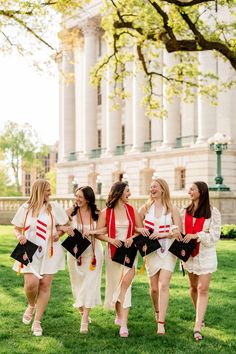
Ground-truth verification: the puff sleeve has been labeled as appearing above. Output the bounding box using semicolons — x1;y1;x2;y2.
197;207;221;248
51;202;69;226
11;203;28;228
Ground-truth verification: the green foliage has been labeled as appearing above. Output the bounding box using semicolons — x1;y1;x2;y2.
221;224;236;239
0;120;39;192
0;226;236;353
45;168;56;195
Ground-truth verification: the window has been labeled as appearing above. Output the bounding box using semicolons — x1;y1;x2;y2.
121;125;125;145
97;83;102;105
149;119;152;141
25;173;31;196
98;129;101;148
175;168;186;190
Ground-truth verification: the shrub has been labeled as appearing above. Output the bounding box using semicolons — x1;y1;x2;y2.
221;225;236;239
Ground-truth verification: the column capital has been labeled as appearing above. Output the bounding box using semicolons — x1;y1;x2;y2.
81;20;100;36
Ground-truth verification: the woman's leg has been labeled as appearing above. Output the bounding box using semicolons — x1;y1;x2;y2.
119;267;135;329
80;307;91;334
149;273;160;321
34;274;53;322
188;272;199;309
194;274;211;332
23;273;39;323
157;269;173;334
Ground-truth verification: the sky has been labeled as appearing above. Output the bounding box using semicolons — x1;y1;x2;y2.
0;52;59;146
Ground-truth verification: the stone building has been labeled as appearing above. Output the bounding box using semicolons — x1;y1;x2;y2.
56;1;236;197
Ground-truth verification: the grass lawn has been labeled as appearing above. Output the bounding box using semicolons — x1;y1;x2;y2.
0;225;235;354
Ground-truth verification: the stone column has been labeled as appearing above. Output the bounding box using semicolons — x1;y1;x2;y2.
162;52;180;148
58;46;76;161
82;22;98;156
123;61;133;150
74;38;84;156
103;67;122;156
196;52;217;144
181;89;198;146
131;67;149;152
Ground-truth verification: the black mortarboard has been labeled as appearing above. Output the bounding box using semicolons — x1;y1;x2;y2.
10;240;38;266
61;229;91;259
133;234;161;257
168;236;196;262
112;242;137;268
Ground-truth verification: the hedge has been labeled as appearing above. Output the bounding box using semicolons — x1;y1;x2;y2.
221;225;236;239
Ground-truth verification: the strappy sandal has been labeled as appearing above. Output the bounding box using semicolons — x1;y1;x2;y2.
22;305;35;325
157;321;165;335
31;320;43;336
194;330;203;341
119;326;129;338
80;322;89;334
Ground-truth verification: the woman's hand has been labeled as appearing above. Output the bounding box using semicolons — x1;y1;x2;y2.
149;231;160;240
17;234;27;245
64;226;75;237
183;233;197;243
83;229;92;239
171;229;183;241
53;232;60;242
136;227;150;237
125;238;133;248
108;238;122;248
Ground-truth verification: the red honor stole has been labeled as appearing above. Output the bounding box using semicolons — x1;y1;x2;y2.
185;212;205;257
106;203;135;258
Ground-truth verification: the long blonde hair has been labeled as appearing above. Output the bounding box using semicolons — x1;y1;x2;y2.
145;178;172;214
27;179;51;215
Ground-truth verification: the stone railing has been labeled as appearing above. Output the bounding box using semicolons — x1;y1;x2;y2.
0;192;235;224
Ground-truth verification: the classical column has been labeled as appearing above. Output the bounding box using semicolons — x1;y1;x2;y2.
123;61;133;150
162;52;180;148
181;89;198;146
131;67;149;152
82;22;98;156
103;67;122;156
196;52;217;144
74;36;84;156
58;46;76;161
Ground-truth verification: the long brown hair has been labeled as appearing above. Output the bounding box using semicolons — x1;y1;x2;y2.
106;182;128;209
186;181;211;219
27;179;51;215
71;186;99;221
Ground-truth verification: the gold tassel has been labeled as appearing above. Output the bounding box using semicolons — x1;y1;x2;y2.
139;257;146;274
89;256;96;271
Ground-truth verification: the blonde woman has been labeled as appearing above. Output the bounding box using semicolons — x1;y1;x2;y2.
138;178;182;335
11;179;68;336
59;186;104;334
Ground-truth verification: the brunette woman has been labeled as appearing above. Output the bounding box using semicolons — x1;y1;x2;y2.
183;181;221;341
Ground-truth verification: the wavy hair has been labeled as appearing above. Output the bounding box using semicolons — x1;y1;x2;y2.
71;186;100;221
186;181;211;219
27;179;51;215
106;181;128;209
144;178;172;214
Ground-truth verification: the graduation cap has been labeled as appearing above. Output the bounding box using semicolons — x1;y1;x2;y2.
168;235;196;262
112;242;137;268
61;229;91;259
133;234;161;257
10;240;38;266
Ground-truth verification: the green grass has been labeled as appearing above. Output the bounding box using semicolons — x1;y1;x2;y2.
0;225;235;354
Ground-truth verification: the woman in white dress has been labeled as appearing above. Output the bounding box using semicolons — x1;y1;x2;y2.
11;179;69;336
138;178;182;335
59;186;104;334
96;181;143;338
182;181;221;341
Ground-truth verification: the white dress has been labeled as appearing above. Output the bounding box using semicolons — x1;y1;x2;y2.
183;207;221;275
104;219;138;310
67;215;103;309
145;205;177;277
11;202;69;276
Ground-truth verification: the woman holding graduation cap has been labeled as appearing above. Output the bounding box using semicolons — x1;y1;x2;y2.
96;181;143;338
11;179;69;336
138;177;182;335
182;181;221;341
58;186;104;334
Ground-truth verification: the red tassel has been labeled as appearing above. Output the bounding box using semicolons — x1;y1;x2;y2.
77;256;82;266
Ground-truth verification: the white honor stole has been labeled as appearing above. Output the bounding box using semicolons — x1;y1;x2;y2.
145;204;172;258
24;207;50;258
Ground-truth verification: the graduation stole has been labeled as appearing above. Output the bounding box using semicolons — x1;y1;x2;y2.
106;203;135;258
185;212;205;257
